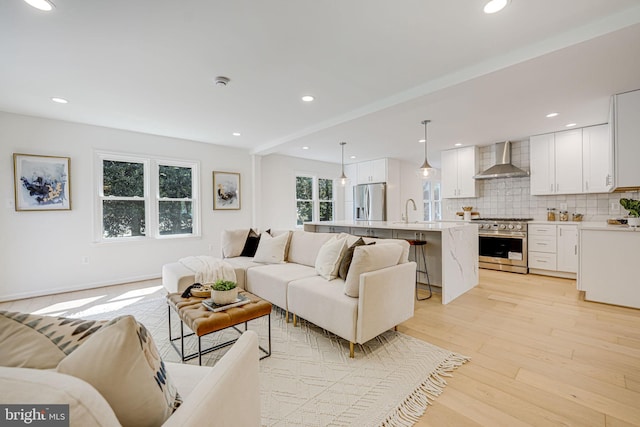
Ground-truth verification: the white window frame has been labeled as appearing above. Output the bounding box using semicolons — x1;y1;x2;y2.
423;180;442;221
294;174;336;227
95;151;199;242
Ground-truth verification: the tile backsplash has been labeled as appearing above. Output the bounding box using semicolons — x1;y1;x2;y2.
443;140;640;221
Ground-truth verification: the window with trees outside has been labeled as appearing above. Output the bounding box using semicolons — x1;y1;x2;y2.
296;175;335;226
98;153;198;240
423;180;442;221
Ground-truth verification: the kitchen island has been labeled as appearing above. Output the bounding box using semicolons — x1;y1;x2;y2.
578;222;640;309
303;220;478;304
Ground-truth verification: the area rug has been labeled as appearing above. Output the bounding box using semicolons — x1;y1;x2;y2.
74;296;469;427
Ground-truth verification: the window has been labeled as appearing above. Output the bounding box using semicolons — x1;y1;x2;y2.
97;153;198;240
295;175;335;226
423;180;442;221
296;176;313;226
318;178;334;221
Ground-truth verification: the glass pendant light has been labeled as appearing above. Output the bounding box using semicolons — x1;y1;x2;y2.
419;120;434;178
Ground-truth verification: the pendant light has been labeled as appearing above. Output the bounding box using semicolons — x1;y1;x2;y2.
419;120;433;178
339;142;347;185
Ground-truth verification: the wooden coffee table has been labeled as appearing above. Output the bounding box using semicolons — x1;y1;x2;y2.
166;290;272;365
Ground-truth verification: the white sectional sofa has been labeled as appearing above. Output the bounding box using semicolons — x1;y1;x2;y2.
163;229;416;357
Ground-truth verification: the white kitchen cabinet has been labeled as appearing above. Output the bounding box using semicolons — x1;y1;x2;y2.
344;163;357;202
528;223;577;277
556;225;578;273
579;227;640;308
356;158;387;184
441;146;479;198
613;89;640;190
530;129;582;195
582;124;613;193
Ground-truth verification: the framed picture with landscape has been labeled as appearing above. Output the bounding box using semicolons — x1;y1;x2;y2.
213;171;240;210
13;153;71;211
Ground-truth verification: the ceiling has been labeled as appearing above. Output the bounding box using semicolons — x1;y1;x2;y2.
2;0;640;168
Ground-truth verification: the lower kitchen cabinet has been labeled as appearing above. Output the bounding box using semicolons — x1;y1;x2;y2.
528;223;577;278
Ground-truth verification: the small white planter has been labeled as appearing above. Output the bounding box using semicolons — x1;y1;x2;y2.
627;217;640;227
211;287;238;305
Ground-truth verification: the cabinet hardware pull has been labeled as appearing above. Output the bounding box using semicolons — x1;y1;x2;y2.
575;246;577;255
585;181;589;191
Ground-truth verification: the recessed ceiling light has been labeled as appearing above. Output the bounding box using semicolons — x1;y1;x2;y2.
24;0;54;11
454;143;463;147
302;146;309;150
418;139;425;143
546;112;559;118
566;123;577;127
232;132;241;136
51;97;68;104
484;0;509;14
301;95;314;102
350;155;356;159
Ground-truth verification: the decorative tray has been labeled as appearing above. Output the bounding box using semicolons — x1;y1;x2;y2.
190;284;212;298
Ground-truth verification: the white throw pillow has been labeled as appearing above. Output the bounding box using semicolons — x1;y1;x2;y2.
57;315;181;427
221;229;250;258
314;236;347;280
253;231;290;264
344;244;403;298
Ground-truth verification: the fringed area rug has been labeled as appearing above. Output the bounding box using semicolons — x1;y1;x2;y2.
74;296;469;427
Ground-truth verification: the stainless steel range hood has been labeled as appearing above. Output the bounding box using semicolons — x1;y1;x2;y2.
473;141;529;180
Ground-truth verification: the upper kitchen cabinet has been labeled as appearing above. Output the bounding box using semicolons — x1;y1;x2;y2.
582;124;613;193
530;129;582;195
441;146;479;198
356;158;387;184
612;89;640;190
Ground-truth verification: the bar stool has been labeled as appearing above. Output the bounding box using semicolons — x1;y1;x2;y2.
407;239;432;300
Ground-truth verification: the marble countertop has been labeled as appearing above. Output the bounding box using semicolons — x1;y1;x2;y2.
577;221;640;232
305;220;473;231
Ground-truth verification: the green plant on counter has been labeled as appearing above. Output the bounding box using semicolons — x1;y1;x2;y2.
212;279;237;291
620;198;640;217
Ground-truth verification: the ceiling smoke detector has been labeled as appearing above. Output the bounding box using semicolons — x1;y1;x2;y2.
213;76;230;86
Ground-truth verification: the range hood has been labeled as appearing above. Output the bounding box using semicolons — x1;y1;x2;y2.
473;141;529;180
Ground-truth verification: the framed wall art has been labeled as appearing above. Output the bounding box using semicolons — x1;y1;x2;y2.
13;153;71;211
213;171;240;210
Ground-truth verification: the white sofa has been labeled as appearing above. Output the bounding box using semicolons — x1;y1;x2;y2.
162;229;416;357
0;330;260;427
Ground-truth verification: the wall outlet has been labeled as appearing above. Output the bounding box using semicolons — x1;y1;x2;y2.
81;256;89;265
208;244;213;252
559;203;568;210
610;202;621;214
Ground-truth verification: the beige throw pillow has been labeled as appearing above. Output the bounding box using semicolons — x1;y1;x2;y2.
221;229;250;258
344;244;403;298
314;236;347;280
253;231;290;264
57;315;181;427
0;311;108;369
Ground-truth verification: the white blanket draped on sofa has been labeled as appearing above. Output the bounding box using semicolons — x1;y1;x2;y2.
178;256;237;284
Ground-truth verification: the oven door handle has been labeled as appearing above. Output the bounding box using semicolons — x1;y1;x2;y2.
479;233;527;238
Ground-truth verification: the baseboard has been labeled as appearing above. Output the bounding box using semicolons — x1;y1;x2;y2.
0;274;161;303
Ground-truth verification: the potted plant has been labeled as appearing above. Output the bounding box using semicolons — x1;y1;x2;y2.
620;198;640;227
210;279;238;305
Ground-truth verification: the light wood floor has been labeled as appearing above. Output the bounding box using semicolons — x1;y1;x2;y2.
2;270;639;426
405;270;640;427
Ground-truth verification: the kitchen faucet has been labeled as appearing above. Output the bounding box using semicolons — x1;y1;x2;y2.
404;198;416;224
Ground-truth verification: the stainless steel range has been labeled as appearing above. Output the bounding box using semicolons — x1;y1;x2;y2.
472;218;532;274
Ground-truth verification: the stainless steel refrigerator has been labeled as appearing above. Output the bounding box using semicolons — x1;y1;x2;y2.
354;183;386;221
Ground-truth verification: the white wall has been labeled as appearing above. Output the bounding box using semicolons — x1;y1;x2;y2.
258;154;342;230
0;112;252;301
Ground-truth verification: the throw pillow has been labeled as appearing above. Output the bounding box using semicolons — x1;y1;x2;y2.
338;237;364;280
240;229;261;257
221;229;250;258
253;231;289;264
314;236;348;280
344;244;403;298
57;315;182;427
0;311;108;369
